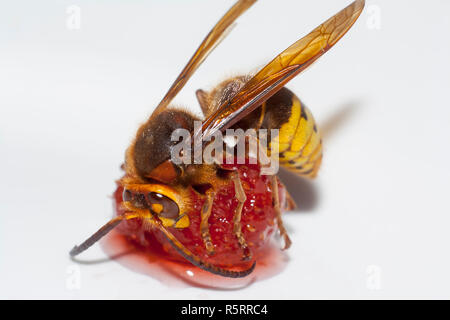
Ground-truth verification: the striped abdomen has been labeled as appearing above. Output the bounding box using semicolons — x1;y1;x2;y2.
235;87;322;178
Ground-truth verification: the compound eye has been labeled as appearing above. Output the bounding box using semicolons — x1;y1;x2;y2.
122;189;147;208
148;192;179;219
122;189;133;202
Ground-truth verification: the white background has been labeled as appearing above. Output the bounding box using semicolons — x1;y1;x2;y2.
1;0;449;299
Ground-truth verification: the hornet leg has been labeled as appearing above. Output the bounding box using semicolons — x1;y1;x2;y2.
201;189;216;255
231;172;252;261
270;175;292;250
247;134;293;249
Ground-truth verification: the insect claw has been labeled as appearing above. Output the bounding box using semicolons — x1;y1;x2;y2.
241;247;252;261
205;242;216;256
281;234;292;251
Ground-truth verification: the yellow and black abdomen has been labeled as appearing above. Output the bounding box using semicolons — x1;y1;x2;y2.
235;87;322;178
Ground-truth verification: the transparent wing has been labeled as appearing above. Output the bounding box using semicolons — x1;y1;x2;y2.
153;0;257;116
200;0;365;139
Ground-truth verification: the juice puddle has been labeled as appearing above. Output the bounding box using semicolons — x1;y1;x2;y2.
100;230;289;289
